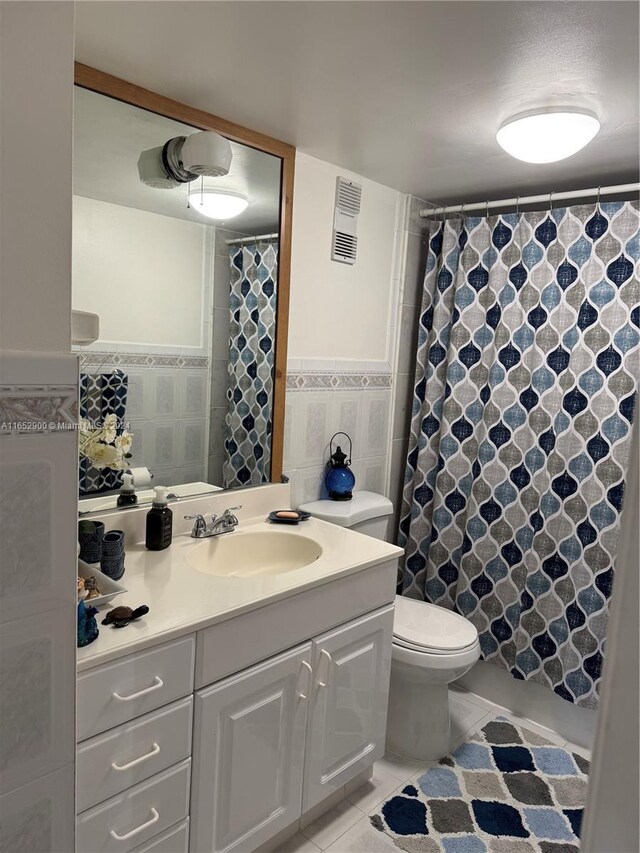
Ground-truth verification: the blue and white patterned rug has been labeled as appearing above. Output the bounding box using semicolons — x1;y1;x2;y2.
371;717;589;852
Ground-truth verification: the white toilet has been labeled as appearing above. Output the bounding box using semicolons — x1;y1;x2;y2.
299;490;481;761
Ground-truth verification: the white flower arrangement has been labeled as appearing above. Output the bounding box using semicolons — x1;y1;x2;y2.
79;414;134;470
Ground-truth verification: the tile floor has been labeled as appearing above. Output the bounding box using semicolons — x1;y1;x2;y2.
279;686;591;852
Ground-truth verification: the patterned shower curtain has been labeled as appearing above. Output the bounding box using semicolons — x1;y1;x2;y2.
223;239;278;489
400;201;639;708
79;369;129;495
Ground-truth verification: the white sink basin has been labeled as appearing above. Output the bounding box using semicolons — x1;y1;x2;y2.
186;530;323;577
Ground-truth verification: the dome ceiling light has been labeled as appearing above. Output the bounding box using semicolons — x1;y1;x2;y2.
496;108;601;164
187;189;249;220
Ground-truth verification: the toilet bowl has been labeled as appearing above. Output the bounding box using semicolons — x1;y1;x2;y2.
387;595;480;760
298;492;480;761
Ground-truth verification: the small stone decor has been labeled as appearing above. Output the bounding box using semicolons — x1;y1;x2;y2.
371;716;588;852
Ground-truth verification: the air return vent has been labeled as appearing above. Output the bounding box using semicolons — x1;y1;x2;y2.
332;177;362;264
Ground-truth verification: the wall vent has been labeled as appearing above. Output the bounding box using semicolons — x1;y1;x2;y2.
331;177;362;264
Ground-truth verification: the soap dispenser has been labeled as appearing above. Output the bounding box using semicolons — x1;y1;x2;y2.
117;473;138;507
145;486;173;551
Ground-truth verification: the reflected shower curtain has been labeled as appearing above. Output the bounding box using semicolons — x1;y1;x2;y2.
400;202;640;708
223;239;278;489
79;369;129;495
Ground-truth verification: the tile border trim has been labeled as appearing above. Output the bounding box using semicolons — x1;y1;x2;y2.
80;352;210;370
0;385;78;435
286;372;392;391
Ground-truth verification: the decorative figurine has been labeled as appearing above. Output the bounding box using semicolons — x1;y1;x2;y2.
102;604;150;628
77;599;99;647
325;432;356;500
84;576;100;600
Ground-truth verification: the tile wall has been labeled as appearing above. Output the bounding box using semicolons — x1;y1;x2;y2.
283;363;394;507
81;353;211;489
0;353;78;851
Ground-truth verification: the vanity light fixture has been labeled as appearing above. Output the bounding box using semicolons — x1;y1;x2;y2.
187;189;249;220
496;108;600;163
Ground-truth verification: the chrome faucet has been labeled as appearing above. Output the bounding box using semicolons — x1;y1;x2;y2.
184;505;242;538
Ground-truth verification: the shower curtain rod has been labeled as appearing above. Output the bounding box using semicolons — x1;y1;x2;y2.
225;232;279;246
419;182;640;218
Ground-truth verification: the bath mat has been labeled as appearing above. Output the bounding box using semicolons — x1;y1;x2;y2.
370;716;589;852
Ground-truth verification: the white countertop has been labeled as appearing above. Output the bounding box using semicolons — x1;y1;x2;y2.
77;515;403;672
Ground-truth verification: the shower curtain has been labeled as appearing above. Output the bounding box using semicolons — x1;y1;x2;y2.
223;239;278;489
400;201;639;708
79;369;129;495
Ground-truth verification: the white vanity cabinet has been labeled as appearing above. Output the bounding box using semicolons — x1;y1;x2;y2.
190;605;394;853
76;549;399;853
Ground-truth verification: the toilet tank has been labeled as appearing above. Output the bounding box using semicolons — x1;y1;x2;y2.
298;491;394;541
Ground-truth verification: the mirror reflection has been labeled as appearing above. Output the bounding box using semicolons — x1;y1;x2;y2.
72;87;282;511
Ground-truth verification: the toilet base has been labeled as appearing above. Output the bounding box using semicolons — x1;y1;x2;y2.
386;667;451;761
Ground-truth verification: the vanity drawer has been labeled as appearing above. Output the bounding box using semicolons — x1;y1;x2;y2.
78;636;195;740
130;819;189;853
77;697;193;812
76;759;191;853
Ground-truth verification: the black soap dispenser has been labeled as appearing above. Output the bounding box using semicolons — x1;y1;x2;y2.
117;473;138;507
145;486;173;551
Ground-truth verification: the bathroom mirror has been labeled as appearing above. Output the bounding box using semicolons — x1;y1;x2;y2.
73;65;294;514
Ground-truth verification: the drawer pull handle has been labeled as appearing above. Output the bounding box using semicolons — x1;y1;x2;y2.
317;649;333;688
112;676;164;702
298;660;313;701
109;807;159;841
111;742;161;772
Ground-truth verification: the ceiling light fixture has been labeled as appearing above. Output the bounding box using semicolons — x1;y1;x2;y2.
496;108;600;163
188;189;249;220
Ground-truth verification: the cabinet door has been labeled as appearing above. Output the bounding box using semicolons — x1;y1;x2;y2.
302;605;394;812
191;644;312;853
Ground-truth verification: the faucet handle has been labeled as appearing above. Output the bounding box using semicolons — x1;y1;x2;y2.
221;505;242;525
184;514;207;536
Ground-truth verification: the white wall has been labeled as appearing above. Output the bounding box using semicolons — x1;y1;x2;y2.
73;196;210;353
288;152;399;362
0;2;74;352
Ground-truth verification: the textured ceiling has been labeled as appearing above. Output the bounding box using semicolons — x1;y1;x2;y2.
75;1;640;204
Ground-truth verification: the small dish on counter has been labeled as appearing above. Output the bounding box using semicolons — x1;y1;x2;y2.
78;560;127;607
267;509;311;525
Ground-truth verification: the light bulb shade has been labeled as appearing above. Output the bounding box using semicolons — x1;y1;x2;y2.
496;109;600;163
188;190;249;220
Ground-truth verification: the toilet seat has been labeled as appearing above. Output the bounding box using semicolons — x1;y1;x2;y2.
393;595;478;654
392;636;481;671
393;635;478;654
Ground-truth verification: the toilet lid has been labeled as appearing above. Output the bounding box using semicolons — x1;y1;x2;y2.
393;596;478;653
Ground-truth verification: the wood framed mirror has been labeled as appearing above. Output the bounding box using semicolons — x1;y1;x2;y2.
74;63;294;512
